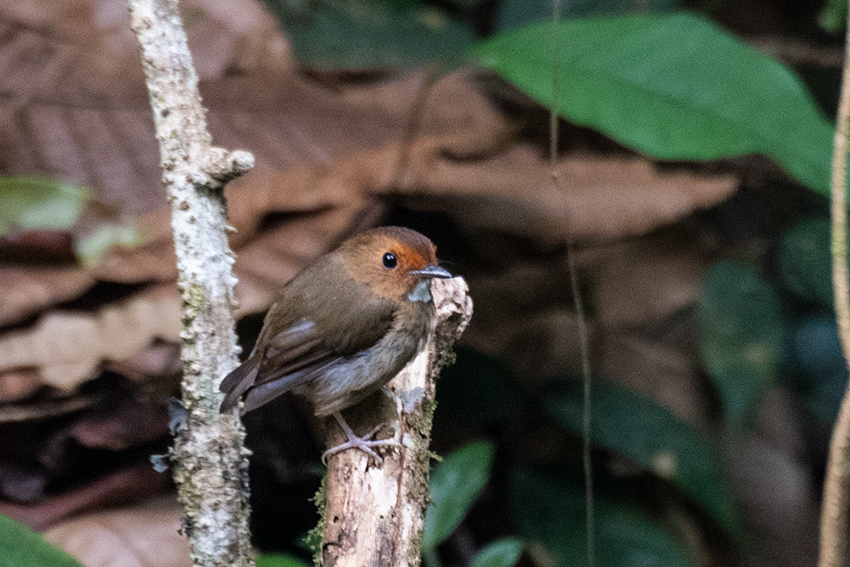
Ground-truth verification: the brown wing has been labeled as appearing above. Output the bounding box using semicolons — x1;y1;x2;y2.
219;300;396;412
219;317;334;412
219;256;399;413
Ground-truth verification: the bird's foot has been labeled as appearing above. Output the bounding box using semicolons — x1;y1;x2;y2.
322;414;402;466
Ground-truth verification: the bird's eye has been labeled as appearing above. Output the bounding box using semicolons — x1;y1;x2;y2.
382;252;398;269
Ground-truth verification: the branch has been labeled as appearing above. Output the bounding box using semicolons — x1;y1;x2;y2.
820;2;850;566
319;277;473;567
126;0;255;565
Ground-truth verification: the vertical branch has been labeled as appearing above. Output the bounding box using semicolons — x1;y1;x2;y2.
548;3;594;566
820;2;850;566
126;0;255;565
320;278;472;567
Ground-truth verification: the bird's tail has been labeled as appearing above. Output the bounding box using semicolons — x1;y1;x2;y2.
219;356;260;412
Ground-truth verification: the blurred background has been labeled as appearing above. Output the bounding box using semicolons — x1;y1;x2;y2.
0;0;845;566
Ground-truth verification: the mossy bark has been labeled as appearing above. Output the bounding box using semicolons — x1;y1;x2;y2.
127;0;255;565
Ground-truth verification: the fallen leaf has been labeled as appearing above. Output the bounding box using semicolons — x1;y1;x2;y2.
377;142;739;243
0;464;172;531
0;267;95;327
0;367;45;403
43;495;191;567
104;340;182;382
581;223;718;326
596;332;710;428
66;397;170;451
0;285;180;390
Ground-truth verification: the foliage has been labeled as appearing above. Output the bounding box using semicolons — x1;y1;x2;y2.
781;218;834;306
0;176;89;236
699;262;784;429
256;553;311;567
780;218;848;424
467;12;834;194
0;515;84;567
75;224;145;266
420;441;523;567
0;175;143;265
467;538;523;567
819;0;847;34
450;7;837;567
264;0;475;69
495;0;679;33
546;380;739;537
510;467;699;567
5;3;838;567
423;441;496;551
270;5;838;565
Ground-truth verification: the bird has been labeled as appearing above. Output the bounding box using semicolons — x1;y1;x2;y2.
219;226;452;464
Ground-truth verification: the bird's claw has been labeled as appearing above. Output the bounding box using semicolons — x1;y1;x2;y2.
322;424;402;466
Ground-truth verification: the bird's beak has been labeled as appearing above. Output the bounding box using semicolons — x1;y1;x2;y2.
412;265;452;279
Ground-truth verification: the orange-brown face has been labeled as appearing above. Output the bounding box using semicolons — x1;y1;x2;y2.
342;227;442;301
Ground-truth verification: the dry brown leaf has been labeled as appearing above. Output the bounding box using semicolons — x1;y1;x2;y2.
0;266;95;327
0;285;180;390
0;464;171;531
0;230;77;263
0;0;521;328
215;137;736;313
67;398;169;451
579;223;719;326
0;1;797;561
180;0;293;78
379;142;739;244
0;394;97;422
223;163;372;250
337;68;519;158
43;496;191;567
88;211;179;284
231;205;378;315
0;0;400;215
0;212;176;327
0;0;291;100
0;0;740;333
596;332;709;427
0;367;45;403
105;340;182;382
224;131;736;250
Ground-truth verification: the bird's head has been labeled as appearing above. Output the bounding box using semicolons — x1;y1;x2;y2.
339;226;452;302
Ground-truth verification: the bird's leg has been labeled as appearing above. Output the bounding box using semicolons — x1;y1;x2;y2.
322;412;402;465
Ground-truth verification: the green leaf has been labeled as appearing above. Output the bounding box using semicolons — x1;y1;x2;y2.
0;176;89;235
423;441;495;550
819;0;847;34
700;261;784;428
256;553;311;567
496;0;678;33
75;224;145;266
790;315;846;424
0;514;84;567
273;0;475;70
546;380;740;538
467;13;834;193
469;538;523;567
780;218;832;305
510;468;698;567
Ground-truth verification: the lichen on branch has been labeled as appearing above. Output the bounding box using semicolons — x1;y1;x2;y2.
126;0;255;565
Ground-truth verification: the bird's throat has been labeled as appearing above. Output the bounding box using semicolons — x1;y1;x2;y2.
408;280;432;303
